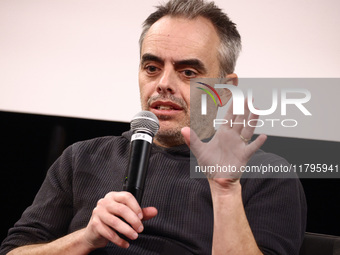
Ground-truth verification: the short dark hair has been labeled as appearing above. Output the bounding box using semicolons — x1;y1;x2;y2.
139;0;241;76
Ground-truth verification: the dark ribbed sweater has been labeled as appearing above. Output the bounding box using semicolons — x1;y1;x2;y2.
0;131;306;255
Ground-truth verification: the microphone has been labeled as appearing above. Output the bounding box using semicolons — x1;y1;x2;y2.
123;111;159;204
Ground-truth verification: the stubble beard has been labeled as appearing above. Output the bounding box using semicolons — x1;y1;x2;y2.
154;114;190;147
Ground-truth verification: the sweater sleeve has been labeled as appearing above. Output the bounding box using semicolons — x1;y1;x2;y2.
241;152;307;255
0;145;75;255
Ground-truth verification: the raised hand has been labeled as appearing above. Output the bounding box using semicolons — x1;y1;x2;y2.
182;99;267;189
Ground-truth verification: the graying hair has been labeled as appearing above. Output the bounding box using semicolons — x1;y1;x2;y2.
139;0;242;76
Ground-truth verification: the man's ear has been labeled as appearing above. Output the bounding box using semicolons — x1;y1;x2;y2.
219;73;238;106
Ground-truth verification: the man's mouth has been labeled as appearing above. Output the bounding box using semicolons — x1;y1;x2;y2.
149;101;184;116
156;105;175;110
150;101;183;110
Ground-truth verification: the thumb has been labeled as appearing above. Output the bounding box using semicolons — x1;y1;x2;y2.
181;127;203;158
142;207;158;221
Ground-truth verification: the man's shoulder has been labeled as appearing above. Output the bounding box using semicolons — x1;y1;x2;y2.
71;132;130;156
241;149;305;203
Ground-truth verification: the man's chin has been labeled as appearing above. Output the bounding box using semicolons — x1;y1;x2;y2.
154;128;186;147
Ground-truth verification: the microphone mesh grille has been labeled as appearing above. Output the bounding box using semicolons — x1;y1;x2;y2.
131;111;159;136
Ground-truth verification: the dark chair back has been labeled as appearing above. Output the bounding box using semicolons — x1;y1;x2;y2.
300;232;340;255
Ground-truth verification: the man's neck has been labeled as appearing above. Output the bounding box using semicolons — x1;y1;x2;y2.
154;136;186;148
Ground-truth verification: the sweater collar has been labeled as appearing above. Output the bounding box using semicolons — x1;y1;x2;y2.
122;130;191;157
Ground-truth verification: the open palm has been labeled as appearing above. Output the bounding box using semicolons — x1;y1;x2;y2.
182;100;267;188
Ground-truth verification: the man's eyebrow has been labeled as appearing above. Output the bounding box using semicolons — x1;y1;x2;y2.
140;54;164;65
174;59;207;74
140;54;207;74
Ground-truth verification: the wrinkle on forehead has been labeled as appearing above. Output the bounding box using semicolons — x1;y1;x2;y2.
143;33;203;53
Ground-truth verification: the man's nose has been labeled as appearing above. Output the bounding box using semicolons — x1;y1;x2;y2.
157;66;177;94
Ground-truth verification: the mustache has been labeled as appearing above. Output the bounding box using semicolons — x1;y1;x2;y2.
147;94;188;111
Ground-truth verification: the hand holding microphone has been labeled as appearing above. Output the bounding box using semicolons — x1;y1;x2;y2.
83;111;159;249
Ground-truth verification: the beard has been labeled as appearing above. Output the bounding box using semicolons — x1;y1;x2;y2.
154;114;190;147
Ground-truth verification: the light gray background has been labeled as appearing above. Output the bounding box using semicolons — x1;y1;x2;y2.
1;0;339;141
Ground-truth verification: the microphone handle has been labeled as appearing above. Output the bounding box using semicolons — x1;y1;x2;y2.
123;133;153;204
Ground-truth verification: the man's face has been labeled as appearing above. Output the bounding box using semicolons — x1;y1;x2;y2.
139;16;221;147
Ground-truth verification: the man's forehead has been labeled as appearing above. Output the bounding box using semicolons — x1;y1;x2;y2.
143;15;219;46
141;16;220;60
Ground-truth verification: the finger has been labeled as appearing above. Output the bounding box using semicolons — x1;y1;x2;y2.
244;97;251;118
142;207;158;221
111;192;143;219
222;99;236;126
240;112;260;141
94;218;131;248
181;127;203;158
245;134;267;158
100;210;140;240
181;127;191;148
233;99;250;132
107;202;143;233
99;193;143;229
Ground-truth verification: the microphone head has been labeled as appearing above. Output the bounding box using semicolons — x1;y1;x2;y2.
131;111;159;137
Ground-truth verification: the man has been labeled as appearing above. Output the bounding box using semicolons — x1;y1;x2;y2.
0;0;306;254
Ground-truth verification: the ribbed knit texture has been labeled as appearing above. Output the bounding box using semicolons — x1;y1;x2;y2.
0;131;306;255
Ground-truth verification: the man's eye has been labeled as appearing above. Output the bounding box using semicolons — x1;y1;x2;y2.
182;70;197;78
145;65;159;73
